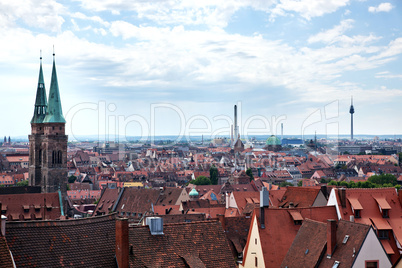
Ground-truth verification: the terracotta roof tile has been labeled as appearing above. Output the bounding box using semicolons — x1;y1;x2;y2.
129;220;236;267
6;214;117;267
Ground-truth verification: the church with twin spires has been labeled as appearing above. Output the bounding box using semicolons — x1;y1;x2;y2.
28;52;68;194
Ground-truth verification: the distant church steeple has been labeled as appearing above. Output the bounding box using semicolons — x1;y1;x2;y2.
31;52;47;124
349;96;355;140
29;50;68;199
43;50;66;123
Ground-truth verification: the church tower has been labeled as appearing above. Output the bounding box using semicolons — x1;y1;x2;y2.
29;52;68;194
349;96;355;140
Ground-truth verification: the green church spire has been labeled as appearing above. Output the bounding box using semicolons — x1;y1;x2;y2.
31;52;48;124
43;51;66;124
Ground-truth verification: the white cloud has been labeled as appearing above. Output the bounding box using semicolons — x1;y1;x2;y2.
0;0;65;32
70;12;110;27
368;2;394;13
270;0;350;20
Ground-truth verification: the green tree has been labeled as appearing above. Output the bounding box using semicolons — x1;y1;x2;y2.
297;180;303;187
16;180;29;186
368;174;397;186
68;175;77;183
209;165;219;185
328;180;338;186
280;181;294;187
246;168;254;181
191;176;211;185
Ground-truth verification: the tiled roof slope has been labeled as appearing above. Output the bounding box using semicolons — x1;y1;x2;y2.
279;186;321;208
6;214;117;267
0;192;61;221
0;236;14;268
221;215;251;258
281;219;372;268
281;219;327;268
330;187;402;263
245;206;337;268
129;220;236;268
318;220;371;268
93;188;119;216
155;187;184;206
115;188;161;221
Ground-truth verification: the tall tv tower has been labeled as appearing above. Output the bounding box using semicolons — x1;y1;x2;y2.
349;96;355;140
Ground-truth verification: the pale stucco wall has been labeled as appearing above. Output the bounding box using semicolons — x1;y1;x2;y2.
352;228;392;268
327;188;342;220
240;214;265;268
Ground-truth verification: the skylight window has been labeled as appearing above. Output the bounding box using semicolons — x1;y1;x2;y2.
342;235;350;244
332;261;340;268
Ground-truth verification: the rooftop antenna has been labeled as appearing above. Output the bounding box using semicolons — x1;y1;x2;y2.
53;45;55;57
40;49;42;60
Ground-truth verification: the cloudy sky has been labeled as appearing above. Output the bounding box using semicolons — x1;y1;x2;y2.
1;0;401;141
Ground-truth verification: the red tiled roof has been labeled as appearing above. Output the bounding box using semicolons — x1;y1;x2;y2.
243;206;337;268
282;219;374;268
0;192;61;221
331;187;402;263
279;187;321;208
0;236;13;268
129;220;236;267
6;214;117;267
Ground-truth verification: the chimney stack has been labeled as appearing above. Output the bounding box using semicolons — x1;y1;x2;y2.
327;219;337;258
217;214;225;230
115;218;129;268
260;187;269;229
339;188;346;208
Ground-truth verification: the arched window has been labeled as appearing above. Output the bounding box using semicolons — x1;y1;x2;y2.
39;149;42;164
58;151;62;164
52;151;55;164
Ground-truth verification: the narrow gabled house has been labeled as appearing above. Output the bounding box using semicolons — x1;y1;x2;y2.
240;187;337;268
327;188;402;264
281;219;392;268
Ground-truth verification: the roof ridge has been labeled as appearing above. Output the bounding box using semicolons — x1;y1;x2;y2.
6;213;116;227
130;219;219;228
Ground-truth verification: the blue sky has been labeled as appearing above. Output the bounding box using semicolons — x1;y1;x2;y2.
0;0;401;141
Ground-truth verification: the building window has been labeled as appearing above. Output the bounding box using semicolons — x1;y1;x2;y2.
382;209;389;218
355;210;361;218
365;260;378;268
255;257;258;267
378;230;389;240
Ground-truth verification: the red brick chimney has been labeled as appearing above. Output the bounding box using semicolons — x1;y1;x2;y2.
327;219;337;257
217;214;225;230
339;188;346;208
116;218;129;268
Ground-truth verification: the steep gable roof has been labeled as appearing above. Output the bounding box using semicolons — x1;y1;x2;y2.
0;236;14;268
279;186;321;208
243;206;337;268
329;187;402;263
155;187;186;206
281;219;373;268
129;220;236;268
6;214;117;267
93;188;119;216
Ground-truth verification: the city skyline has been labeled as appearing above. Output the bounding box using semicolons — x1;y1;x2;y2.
1;0;402;139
